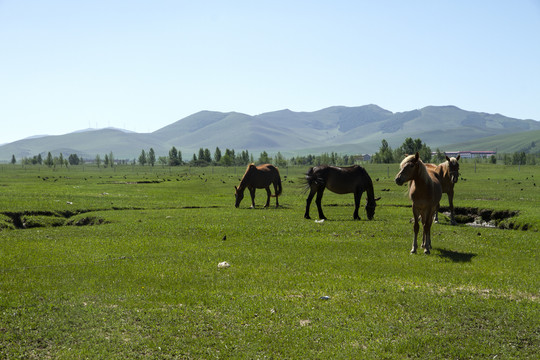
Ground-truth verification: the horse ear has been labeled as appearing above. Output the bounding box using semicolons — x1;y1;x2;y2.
234;186;237;190
456;155;460;161
446;155;451;162
414;152;420;161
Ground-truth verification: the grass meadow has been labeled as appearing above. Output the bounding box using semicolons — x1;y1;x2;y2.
0;162;538;359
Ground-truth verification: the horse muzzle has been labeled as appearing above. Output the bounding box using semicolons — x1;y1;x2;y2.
395;177;404;186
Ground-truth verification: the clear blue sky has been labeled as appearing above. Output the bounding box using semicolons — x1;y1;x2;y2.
1;0;539;144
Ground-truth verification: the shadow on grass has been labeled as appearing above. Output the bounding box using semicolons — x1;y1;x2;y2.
435;248;477;263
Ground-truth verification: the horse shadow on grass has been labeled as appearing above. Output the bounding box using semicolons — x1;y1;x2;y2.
434;248;477;263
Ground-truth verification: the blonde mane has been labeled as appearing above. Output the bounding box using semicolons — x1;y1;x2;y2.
400;154;431;185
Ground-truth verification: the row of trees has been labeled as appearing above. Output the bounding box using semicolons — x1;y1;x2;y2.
21;152;82;167
137;147;363;167
14;140;540;168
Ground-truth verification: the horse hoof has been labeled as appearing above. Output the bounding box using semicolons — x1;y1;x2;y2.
424;250;430;255
410;250;417;254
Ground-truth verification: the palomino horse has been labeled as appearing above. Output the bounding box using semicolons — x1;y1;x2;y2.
395;153;442;254
426;155;460;224
234;164;282;208
304;165;379;220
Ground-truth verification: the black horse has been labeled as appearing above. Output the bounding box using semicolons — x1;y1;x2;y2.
304;165;379;220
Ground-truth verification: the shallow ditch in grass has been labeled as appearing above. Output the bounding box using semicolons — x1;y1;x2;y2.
438;206;530;230
0;210;111;230
0;205;224;230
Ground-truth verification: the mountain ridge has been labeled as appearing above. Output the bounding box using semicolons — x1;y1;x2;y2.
1;105;539;161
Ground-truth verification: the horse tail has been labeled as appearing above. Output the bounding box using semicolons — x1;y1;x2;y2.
304;166;325;192
271;167;282;197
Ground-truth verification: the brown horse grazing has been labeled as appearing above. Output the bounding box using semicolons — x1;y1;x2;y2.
426;155;460;224
235;164;282;208
395;153;442;254
304;165;379;220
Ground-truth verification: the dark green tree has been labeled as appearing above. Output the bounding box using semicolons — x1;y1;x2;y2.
108;152;114;168
258;151;271;164
203;148;211;163
68;154;80;165
45;152;54;167
139;149;147;165
198;148;205;162
433;148;446;163
169;146;180;166
396;137;431;162
372;139;394;163
274;152;287;167
148;148;156;166
10;154;16;165
512;152;526;165
214;147;222;163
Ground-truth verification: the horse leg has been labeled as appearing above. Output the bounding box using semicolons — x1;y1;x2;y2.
423;212;434;254
448;190;456;225
421;210;428;250
249;187;256;208
273;182;279;207
264;187;271;208
304;188;316;219
434;202;440;223
315;188;327;220
353;191;361;220
411;207;420;254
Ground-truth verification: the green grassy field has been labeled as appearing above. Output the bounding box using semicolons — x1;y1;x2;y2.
1;163;538;359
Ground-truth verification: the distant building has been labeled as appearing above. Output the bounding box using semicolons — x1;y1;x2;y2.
434;151;496;159
352;154;371;163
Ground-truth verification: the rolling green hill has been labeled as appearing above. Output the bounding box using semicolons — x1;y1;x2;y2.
1;105;539;161
444;129;540;154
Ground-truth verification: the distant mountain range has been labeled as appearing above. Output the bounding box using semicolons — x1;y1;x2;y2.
1;105;539;161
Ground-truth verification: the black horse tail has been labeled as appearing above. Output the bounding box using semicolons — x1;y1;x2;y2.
271;167;283;198
304;166;325;191
275;175;283;197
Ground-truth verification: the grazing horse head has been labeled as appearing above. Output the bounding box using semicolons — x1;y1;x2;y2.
365;197;380;220
395;152;422;186
234;186;244;208
446;155;460;183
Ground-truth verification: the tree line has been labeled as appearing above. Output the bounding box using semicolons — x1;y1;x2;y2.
13;138;539;167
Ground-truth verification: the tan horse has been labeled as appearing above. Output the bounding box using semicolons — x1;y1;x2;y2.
426;155;460;224
235;164;282;208
395;153;442;254
304;165;379;220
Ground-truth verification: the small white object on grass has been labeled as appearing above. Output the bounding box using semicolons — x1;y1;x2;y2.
315;219;325;223
218;261;230;268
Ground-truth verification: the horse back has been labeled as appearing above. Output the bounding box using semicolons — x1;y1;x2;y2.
325;165;370;194
250;164;280;188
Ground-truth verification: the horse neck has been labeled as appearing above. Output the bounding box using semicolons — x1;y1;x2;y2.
413;161;432;188
238;166;254;190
